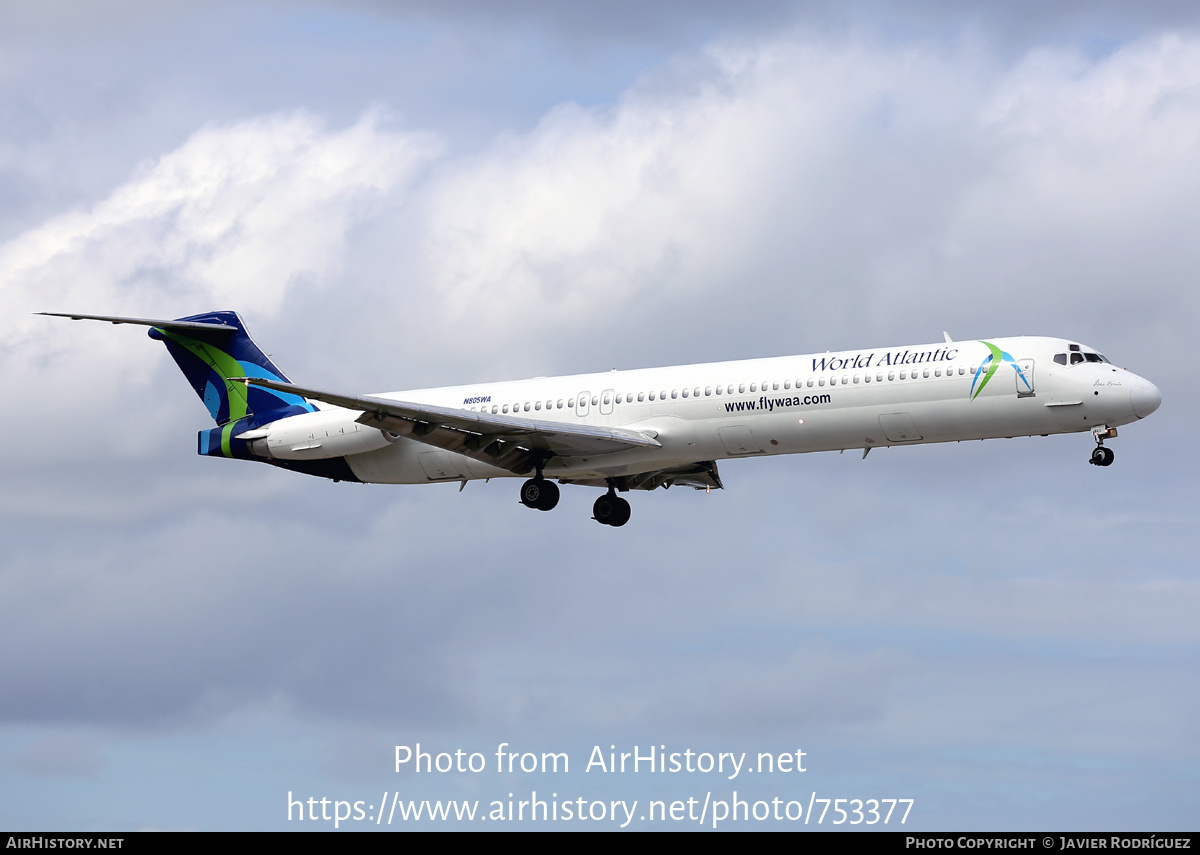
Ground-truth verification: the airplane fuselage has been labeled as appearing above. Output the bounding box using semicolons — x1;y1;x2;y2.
259;335;1160;486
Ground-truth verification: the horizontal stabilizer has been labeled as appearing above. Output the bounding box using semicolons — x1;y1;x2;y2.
37;312;237;334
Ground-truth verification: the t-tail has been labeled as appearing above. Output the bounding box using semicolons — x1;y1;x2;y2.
38;311;316;459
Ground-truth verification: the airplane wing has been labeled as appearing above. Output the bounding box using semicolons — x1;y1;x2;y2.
235;376;661;476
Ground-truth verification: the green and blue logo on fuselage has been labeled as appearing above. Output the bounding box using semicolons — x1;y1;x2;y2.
970;341;1031;400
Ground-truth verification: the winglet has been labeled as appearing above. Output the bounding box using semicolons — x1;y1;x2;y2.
943;331;953;343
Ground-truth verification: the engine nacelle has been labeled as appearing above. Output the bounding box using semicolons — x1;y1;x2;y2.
251;410;393;461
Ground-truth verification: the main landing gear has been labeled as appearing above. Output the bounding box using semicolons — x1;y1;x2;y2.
1089;425;1116;467
593;488;631;527
519;476;560;511
517;468;631;526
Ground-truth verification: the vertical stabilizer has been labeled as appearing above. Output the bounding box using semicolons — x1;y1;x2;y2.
146;311;316;428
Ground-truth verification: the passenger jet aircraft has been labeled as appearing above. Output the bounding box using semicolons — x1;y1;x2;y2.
42;311;1161;526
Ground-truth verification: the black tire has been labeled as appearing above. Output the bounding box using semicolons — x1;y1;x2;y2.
535;479;560;511
1099;447;1115;466
593;493;617;525
594;493;631;526
1090;447;1106;466
520;478;544;508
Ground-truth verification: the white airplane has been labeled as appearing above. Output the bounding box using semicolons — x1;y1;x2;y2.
41;311;1161;526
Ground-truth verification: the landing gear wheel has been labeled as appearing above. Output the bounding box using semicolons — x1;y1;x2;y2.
610;496;631;527
593;492;631;527
520;478;560;510
1089;446;1115;467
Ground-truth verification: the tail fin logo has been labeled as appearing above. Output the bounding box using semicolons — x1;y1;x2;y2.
148;311;316;426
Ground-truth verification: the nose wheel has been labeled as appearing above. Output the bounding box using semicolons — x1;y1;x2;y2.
593;489;631;527
1090;446;1114;467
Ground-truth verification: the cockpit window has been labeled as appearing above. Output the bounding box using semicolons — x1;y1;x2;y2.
1055;350;1111;366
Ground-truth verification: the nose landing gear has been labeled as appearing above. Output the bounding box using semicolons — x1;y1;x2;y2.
1090;425;1116;467
1090;446;1114;467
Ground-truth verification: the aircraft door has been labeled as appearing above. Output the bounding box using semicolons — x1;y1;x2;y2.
600;388;615;415
1015;359;1035;398
576;390;590;417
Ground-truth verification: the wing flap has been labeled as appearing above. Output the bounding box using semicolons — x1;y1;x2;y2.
561;460;723;492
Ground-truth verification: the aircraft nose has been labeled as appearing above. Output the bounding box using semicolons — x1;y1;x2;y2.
1130;377;1162;419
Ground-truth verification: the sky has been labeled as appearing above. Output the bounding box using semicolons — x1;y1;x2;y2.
1;0;1198;831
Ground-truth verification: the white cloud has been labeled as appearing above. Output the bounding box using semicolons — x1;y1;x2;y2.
0;110;438;454
2;109;437;323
